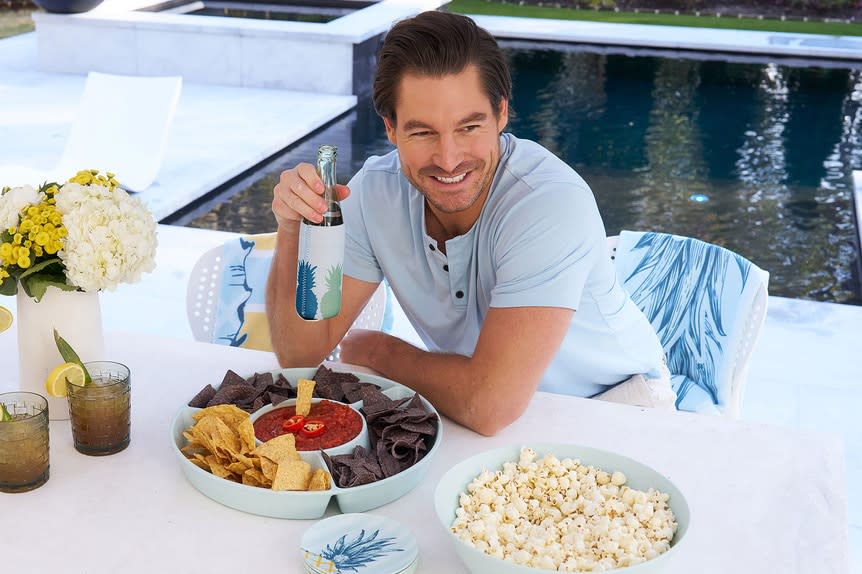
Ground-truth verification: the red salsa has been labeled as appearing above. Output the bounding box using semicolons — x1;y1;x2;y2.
253;400;362;450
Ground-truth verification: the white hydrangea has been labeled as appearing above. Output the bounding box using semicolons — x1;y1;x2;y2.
55;182;157;292
0;185;40;231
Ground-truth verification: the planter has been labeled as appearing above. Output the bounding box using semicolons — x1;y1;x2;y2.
32;0;104;13
16;287;104;421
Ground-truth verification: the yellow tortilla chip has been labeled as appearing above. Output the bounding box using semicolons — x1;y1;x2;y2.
237;418;256;454
272;459;312;491
260;457;279;482
187;454;210;470
242;467;269;488
254;433;301;464
192;404;249;428
205;455;236;480
226;461;251;475
308;468;332;491
195;415;242;457
296;378;315;417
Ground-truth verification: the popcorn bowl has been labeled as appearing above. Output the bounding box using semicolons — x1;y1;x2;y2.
434;443;690;574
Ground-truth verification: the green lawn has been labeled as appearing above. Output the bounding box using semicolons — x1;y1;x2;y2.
448;0;862;37
2;2;862;39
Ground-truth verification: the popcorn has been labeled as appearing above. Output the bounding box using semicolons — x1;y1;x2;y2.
450;447;678;572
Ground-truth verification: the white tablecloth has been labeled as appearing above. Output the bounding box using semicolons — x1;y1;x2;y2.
0;331;849;574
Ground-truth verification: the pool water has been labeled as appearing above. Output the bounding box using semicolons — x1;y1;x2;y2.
142;0;369;22
179;43;862;305
187;2;349;22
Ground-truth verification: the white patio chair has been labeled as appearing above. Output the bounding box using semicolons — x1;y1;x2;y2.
186;232;389;361
609;231;770;418
1;72;182;192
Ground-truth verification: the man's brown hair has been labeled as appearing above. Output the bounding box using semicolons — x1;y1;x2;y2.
372;11;512;124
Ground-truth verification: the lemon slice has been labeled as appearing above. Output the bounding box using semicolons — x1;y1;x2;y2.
0;305;12;334
0;402;12;422
45;362;86;398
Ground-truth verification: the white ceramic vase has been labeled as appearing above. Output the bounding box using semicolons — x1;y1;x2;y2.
16;287;104;420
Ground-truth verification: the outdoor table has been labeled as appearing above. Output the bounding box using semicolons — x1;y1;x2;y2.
0;330;850;574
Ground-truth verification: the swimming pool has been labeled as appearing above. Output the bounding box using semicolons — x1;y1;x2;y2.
175;42;862;306
140;0;374;23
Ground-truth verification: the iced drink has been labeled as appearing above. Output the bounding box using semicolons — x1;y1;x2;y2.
0;392;49;492
67;361;131;456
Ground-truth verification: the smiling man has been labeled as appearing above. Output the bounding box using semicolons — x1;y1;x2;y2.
267;11;674;436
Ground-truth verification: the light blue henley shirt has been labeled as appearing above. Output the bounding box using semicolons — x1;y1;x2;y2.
341;133;665;397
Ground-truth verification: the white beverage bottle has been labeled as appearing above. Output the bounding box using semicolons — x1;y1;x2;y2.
295;144;344;320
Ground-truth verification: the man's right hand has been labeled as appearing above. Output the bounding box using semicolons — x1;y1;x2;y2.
271;163;351;228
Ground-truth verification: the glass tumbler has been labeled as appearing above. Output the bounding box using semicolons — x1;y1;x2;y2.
0;391;50;492
67;361;131;456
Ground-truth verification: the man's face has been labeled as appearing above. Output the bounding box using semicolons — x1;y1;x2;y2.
384;65;509;223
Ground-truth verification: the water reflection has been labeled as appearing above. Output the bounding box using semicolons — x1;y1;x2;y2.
181;47;862;305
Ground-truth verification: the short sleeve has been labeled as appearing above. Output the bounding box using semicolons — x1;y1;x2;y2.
489;181;605;311
342;166;385;284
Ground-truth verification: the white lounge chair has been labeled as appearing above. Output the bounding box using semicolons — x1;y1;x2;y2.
1;72;182;192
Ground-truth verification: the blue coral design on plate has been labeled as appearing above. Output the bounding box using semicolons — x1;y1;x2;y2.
301;513;418;574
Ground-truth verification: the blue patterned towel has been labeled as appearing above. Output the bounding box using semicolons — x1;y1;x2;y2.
615;231;769;415
213;234;275;351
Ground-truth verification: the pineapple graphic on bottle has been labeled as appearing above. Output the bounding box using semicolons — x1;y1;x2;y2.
296;144;344;320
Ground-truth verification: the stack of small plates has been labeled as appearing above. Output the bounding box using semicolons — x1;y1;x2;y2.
300;513;419;574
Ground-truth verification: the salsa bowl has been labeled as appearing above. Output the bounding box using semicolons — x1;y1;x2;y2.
249;397;369;457
171;367;442;519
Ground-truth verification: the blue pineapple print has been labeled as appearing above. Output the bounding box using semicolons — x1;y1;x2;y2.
296;259;319;319
321;528;403;572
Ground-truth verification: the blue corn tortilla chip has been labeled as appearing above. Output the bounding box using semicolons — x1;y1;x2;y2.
220;370;247;388
250;371;274;391
188;384;217;408
323;446;385;488
208;384;259;410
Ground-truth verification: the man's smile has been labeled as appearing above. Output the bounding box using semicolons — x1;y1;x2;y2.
432;173;468;184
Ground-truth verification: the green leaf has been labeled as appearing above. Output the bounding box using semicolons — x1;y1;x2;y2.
17;257;63;280
53;329;92;385
0;277;18;297
0;402;12;422
17;259;73;302
23;274;76;303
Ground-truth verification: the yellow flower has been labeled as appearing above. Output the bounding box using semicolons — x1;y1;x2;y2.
17;254;30;268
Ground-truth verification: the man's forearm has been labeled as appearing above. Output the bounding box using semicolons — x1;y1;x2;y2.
266;223;336;367
358;335;528;436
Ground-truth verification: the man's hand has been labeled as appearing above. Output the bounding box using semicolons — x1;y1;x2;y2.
339;328;393;368
271;163;350;228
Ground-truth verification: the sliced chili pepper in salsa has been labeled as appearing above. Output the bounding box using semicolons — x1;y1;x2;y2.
281;414;305;433
300;420;326;438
